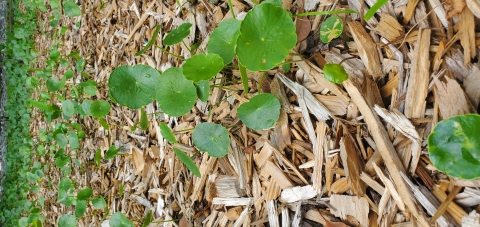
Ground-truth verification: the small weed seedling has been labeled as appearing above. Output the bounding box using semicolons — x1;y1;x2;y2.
108;2;357;176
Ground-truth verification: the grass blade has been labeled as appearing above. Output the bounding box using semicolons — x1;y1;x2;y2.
173;148;201;178
135;25;162;56
364;0;388;21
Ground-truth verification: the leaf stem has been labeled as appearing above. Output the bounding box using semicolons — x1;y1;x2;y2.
258;71;267;95
181;40;192;53
294;9;358;17
227;0;235;18
154;44;185;61
173;128;195;133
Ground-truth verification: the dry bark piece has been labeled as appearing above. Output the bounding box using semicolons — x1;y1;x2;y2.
330;194;369;226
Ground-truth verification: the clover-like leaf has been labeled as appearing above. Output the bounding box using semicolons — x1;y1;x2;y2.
156;67;197;117
173;148;201;178
108;64;160;109
320;16;344;43
428;114;480;179
236;3;297;71
182;53;224;82
323;63;349;84
192;122;230;157
195;80;210;102
90;100;110;118
160;122;177;143
58;214;76;227
238;93;280;130
109;212;134;227
207;19;242;64
164;23;192;46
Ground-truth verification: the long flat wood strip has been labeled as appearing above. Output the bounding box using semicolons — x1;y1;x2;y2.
342;78;430;227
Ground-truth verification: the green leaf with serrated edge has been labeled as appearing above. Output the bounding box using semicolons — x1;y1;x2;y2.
163;23;192;46
428;114;480;179
173;148;201;178
136;24;162;56
90;100;110;118
142;210;153;227
106;145;121;159
207;19;241;64
236;3;297;71
320;16;344;43
156;67;197;117
99;117;110;130
110;212;134;227
195;80;210;102
77;188;93;200
323;63;349;84
237;93;281;130
364;0;388;21
62;100;75;119
92;196;107;209
75;200;87;218
63;0;81;17
109;64;160;109
140;108;149;130
294;9;358;17
182;53;224;82
192;122;230;157
58;214;76;227
160;122;177;143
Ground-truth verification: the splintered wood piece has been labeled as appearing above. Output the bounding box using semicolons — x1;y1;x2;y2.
267;200;279;227
373;105;421;173
254;141;274;167
458;7;476;66
212;197;253;206
466;0;480;18
347;21;383;80
269;142;309;185
342;78;430;227
314;95;348;116
313;121;326;193
191;154;217;202
279;185;316;203
376;13;404;41
404;28;431;119
463;211;480;227
372;163;405;211
330;177;350;194
330;194;369;226
403;0;420;23
264;160;294;190
214;175;246;198
226;206;243;221
228;140;248;189
432;185;467;224
434;76;476;118
400;172;453;227
430;186;463;224
360;172;385;194
232;206;250;227
339;123;366;196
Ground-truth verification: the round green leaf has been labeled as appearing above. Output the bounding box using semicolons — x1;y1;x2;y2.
428;114;480;179
77;188;93;200
46;77;65;92
182;53;224;82
195;80;210;102
62;100;76;119
92;196;107;209
156;67;197;117
80;81;97;96
81;100;92;116
108;64;160;109
58;214;76;227
323;63;349;84
75;200;87;218
159;122;177;143
236;3;297;71
192;122;230;157
90;100;111;118
320;16;344;43
164;23;192;46
110;212;134;227
207;19;242;64
237;93;281;130
173;148;201;178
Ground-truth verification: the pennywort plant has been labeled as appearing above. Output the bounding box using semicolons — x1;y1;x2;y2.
109;2;357;176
